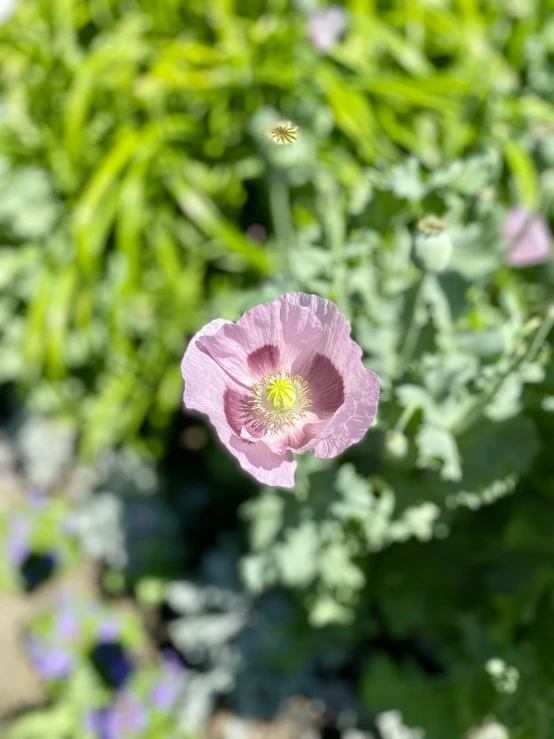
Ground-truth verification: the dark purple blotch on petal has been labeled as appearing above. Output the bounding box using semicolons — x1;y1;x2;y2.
223;387;264;439
246;344;280;377
223;388;248;436
304;353;345;418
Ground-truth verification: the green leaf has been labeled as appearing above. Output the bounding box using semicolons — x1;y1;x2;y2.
416;424;462;481
503;139;539;210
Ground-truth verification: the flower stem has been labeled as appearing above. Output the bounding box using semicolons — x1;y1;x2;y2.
526;307;554;363
269;175;294;279
398;274;427;375
454;309;554;437
394;398;419;433
317;175;346;304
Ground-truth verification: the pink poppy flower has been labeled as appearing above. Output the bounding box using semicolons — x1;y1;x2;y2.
503;206;552;267
181;293;380;489
307;6;348;55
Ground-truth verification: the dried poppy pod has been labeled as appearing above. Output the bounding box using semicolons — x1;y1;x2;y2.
270;122;298;145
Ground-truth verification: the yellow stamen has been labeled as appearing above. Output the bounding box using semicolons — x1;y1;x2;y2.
267;378;297;410
249;370;311;433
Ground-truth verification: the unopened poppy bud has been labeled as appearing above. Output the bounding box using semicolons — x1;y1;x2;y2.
414;219;453;272
385;430;408;459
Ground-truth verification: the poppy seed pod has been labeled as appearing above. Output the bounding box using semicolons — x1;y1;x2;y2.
414;231;453;272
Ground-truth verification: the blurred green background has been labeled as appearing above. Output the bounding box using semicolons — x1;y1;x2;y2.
1;0;554;737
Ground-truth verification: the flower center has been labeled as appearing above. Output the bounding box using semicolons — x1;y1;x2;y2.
267;378;297;410
249;370;311;433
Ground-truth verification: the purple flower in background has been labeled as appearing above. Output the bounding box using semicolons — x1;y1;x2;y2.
84;710;109;739
24;635;74;680
181;293;380;488
6;515;32;566
308;5;348;54
86;694;148;739
504;206;552;267
55;601;81;642
28;489;48;509
150;679;182;712
150;650;187;712
96;617;122;643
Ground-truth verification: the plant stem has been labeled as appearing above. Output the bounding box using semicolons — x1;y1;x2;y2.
318;175;346;303
268;175;294;279
526;308;554;363
394;398;419;433
454;309;554;437
398;273;427;375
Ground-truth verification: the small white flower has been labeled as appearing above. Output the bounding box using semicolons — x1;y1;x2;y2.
376;710;425;739
485;658;519;694
466;717;510;739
